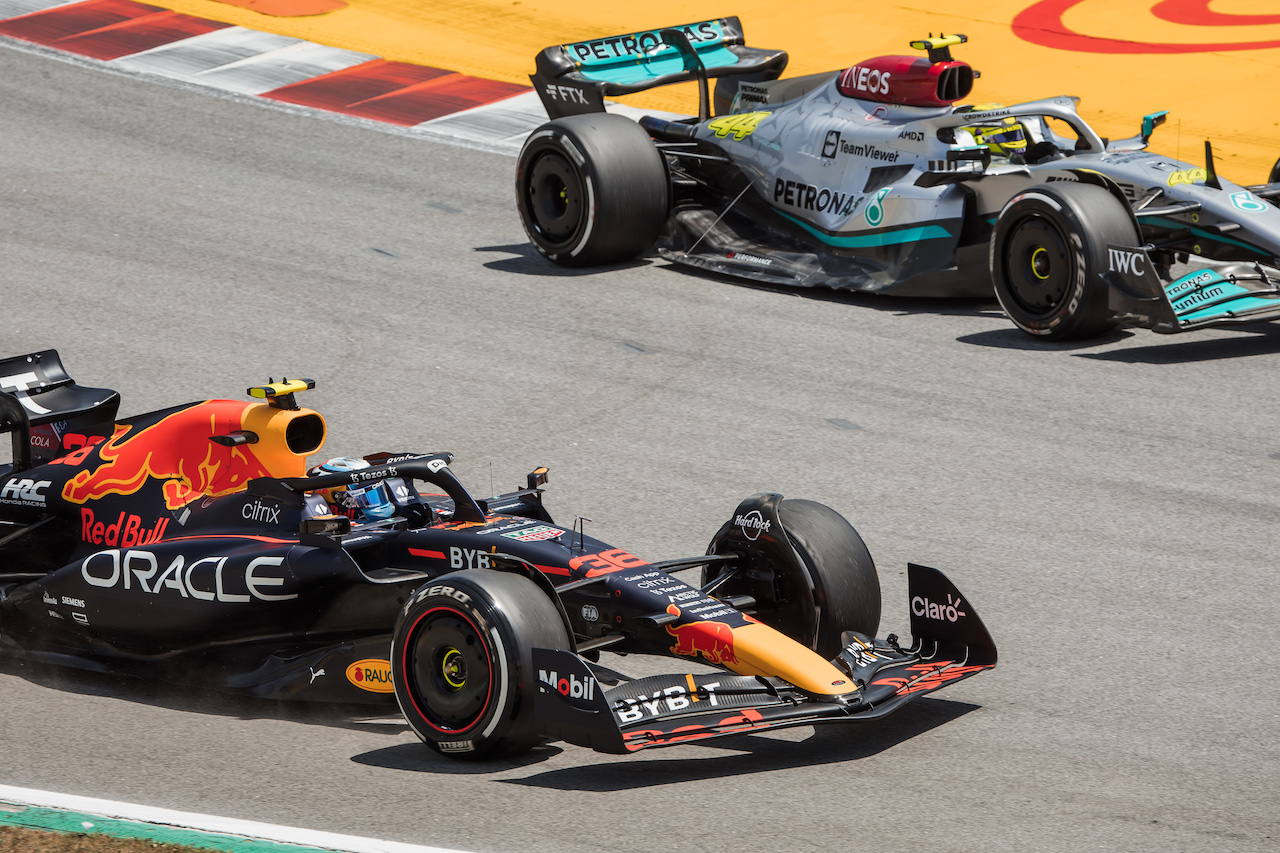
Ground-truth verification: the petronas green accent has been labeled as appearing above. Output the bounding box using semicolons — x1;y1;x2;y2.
776;210;951;247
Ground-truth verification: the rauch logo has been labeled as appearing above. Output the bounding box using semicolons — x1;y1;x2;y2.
345;659;394;693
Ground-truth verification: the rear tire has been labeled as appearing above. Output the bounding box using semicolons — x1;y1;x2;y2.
516;114;668;267
392;570;570;760
703;499;880;659
1269;156;1280;185
991;181;1138;340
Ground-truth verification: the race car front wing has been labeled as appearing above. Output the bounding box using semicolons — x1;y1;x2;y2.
1105;243;1280;333
534;563;996;753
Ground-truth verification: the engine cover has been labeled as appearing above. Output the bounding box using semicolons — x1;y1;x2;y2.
837;55;973;107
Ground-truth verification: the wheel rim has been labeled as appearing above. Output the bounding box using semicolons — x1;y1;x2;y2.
1002;217;1075;317
406;608;493;733
526;152;584;246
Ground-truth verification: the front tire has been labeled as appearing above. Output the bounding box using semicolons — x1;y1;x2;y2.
991;181;1138;340
704;499;880;659
515;114;668;267
392;570;570;760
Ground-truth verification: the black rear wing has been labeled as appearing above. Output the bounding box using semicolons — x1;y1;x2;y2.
531;16;788;119
0;350;120;471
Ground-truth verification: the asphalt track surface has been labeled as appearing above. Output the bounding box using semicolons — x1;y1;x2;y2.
2;38;1279;853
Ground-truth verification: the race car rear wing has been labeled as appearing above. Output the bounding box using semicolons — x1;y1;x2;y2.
531;16;788;119
534;563;996;754
0;350;120;472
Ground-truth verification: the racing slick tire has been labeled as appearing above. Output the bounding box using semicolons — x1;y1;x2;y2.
991;181;1138;340
703;500;880;660
392;570;570;760
516;114;668;267
1269;156;1280;185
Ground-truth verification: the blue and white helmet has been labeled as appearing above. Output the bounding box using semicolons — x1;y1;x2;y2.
309;456;396;520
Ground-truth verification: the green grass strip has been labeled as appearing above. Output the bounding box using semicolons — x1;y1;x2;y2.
0;804;344;853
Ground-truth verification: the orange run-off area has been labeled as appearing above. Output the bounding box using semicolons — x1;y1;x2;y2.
152;0;1279;179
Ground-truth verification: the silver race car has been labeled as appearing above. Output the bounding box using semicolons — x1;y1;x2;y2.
516;18;1280;339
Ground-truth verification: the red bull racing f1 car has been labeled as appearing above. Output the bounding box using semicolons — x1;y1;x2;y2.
516;18;1280;340
0;351;996;759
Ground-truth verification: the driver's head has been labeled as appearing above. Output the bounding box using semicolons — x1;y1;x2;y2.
958;103;1028;158
309;456;395;520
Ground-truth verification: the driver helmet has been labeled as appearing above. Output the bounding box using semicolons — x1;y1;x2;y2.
309;456;396;520
957;103;1028;158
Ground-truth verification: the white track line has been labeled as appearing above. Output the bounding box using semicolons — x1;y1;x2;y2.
112;28;377;96
0;0;80;17
0;784;474;853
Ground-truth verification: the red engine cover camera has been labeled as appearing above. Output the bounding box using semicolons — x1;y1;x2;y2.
837;55;974;107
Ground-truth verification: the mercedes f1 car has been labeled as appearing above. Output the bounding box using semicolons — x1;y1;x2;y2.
516;18;1280;339
0;351;995;759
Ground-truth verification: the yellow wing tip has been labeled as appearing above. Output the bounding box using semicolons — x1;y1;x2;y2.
247;378;316;399
910;33;967;51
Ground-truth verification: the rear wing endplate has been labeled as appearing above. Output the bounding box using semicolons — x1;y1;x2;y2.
531;16;788;119
0;350;120;471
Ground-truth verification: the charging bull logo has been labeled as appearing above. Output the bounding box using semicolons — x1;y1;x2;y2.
60;401;279;510
665;604;738;665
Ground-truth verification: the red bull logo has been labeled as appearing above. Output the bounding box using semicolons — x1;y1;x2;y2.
57;401;316;511
80;508;169;547
665;604;738;665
